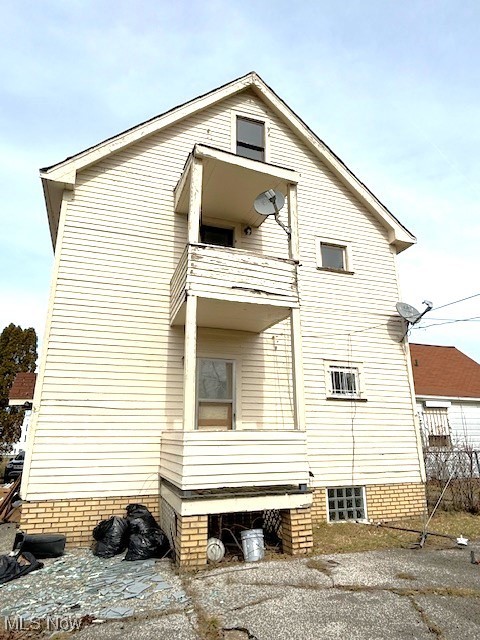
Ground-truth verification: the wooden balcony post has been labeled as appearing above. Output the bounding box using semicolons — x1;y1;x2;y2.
287;184;306;430
183;294;197;430
188;157;203;244
291;308;306;430
287;183;300;263
183;157;202;430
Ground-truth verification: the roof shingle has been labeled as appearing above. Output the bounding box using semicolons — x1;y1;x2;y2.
410;343;480;399
8;372;37;401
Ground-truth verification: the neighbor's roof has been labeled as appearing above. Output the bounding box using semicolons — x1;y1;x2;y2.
40;71;415;253
410;344;480;399
9;372;37;401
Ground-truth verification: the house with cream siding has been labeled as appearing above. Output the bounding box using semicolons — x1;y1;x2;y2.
21;73;426;566
7;372;36;455
410;343;480;451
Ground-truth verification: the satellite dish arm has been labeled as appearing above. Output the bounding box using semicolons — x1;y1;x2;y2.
267;191;291;237
411;300;433;325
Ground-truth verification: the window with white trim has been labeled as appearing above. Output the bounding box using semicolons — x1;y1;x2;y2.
316;238;353;273
327;486;365;521
196;358;235;430
236;116;265;161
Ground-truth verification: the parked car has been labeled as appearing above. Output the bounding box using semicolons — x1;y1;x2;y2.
4;451;24;483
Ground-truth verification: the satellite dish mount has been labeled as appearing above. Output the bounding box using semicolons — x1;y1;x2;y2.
396;300;433;340
254;189;291;237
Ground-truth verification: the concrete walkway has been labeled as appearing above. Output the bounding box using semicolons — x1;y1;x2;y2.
71;543;480;640
2;528;480;639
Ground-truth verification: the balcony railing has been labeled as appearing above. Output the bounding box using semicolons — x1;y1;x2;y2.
159;429;309;491
170;244;299;332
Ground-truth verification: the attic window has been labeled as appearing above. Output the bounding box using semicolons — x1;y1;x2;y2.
236;117;265;161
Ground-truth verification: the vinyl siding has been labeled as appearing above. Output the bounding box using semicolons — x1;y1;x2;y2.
159;430;309;490
417;400;480;449
24;89;422;500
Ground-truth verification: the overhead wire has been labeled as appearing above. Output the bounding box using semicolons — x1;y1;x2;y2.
432;292;480;312
412;316;480;330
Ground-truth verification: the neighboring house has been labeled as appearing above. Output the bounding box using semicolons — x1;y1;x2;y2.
21;72;426;567
410;343;480;450
7;372;37;455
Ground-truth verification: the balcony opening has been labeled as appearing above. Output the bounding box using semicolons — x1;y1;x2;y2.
200;224;234;248
197;358;235;430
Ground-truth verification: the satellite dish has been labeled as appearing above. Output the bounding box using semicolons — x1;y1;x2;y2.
254;189;285;217
253;189;290;237
396;301;433;342
396;300;433;325
396;302;422;324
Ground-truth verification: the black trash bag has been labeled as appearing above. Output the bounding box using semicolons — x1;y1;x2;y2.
124;504;170;561
126;504;160;529
92;515;129;558
0;552;43;584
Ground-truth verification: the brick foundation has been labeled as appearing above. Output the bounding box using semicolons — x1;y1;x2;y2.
364;482;427;520
311;482;426;523
20;495;159;547
311;489;327;522
20;482;425;561
175;514;208;568
280;507;313;555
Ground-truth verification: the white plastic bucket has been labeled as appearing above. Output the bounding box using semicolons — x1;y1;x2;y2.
240;528;265;562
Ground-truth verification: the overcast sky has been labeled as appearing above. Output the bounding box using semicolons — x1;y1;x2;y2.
1;0;479;361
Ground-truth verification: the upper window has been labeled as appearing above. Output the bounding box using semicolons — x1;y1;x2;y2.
329;365;359;398
321;243;345;270
200;225;234;248
324;361;364;400
316;238;353;273
236;116;265;161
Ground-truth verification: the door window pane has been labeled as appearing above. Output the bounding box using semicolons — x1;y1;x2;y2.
198;360;233;400
197;359;234;431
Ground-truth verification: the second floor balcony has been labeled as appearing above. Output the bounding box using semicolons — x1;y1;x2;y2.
171;243;299;332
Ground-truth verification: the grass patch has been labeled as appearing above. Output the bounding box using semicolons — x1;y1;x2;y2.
312;511;480;555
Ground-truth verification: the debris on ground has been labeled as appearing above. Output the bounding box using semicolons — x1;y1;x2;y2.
0;552;43;585
0;549;188;622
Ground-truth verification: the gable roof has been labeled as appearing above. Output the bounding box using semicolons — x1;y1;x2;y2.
8;372;37;402
40;71;416;252
410;343;480;399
